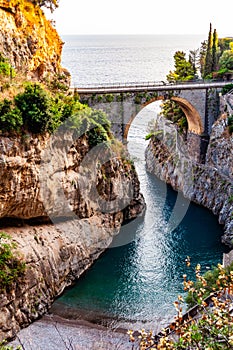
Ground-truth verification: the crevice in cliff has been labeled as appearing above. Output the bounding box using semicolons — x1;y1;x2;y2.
0;217;53;228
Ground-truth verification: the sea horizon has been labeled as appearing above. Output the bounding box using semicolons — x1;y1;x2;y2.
61;34;206;86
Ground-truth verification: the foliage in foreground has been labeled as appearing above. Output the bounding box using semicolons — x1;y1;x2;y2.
0;232;26;291
128;263;233;349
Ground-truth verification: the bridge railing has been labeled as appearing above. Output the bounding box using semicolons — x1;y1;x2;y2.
72;80;167;89
71;79;233;91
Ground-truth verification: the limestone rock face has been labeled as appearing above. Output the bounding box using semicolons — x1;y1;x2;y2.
0;217;121;340
206;115;233;179
0;1;146;342
0;134;144;221
145;114;233;247
0;0;69;82
0;133;145;341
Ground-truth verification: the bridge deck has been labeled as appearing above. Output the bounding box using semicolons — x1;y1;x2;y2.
72;80;232;94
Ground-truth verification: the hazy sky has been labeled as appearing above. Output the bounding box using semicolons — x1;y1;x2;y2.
48;0;233;36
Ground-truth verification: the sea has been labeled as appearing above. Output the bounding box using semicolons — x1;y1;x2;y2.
51;34;229;331
60;34;206;86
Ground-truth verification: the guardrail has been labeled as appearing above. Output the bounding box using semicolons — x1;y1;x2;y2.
70;80;233;94
71;79;233;90
70;80;233;95
73;80;166;88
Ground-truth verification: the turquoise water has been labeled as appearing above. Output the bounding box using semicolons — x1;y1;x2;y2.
52;103;229;330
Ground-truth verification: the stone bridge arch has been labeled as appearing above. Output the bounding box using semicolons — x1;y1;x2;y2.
78;85;221;163
78;86;217;143
171;96;204;135
123;95;204;139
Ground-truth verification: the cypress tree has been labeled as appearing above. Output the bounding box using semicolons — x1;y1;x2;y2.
212;28;218;72
204;23;213;77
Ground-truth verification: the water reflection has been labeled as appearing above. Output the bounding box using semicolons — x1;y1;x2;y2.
52;102;228;330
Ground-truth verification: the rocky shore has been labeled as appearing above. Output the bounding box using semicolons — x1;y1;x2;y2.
9;314;132;350
145;113;233;247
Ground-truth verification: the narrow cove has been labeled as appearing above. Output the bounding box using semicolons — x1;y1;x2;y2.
51;103;229;331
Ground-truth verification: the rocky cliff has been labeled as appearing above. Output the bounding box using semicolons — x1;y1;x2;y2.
0;133;145;341
145;114;233;247
0;0;69;82
0;0;146;340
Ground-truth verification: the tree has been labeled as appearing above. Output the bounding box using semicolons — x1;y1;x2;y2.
166;51;195;82
211;28;219;72
203;23;213;77
189;49;199;77
199;40;207;77
218;37;233;53
219;49;233;71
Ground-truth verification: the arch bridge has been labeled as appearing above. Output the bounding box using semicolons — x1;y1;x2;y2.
75;80;230;162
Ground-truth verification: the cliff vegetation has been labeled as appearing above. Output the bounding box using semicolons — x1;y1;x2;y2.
0;0;69;84
166;23;233;84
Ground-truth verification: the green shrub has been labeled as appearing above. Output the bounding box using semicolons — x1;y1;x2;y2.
87;125;109;146
221;83;233;95
0;62;12;77
145;132;154;140
134;96;141;104
134;93;144;104
48;74;69;92
229;125;233;134
13;84;76;134
0;99;23;133
105;94;114;103
14;84;51;133
0;99;11;115
145;130;163;141
0;232;26;291
177;116;188;132
0;53;15;78
0;83;112;138
228;115;233;134
97;95;103;102
0;108;23;133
